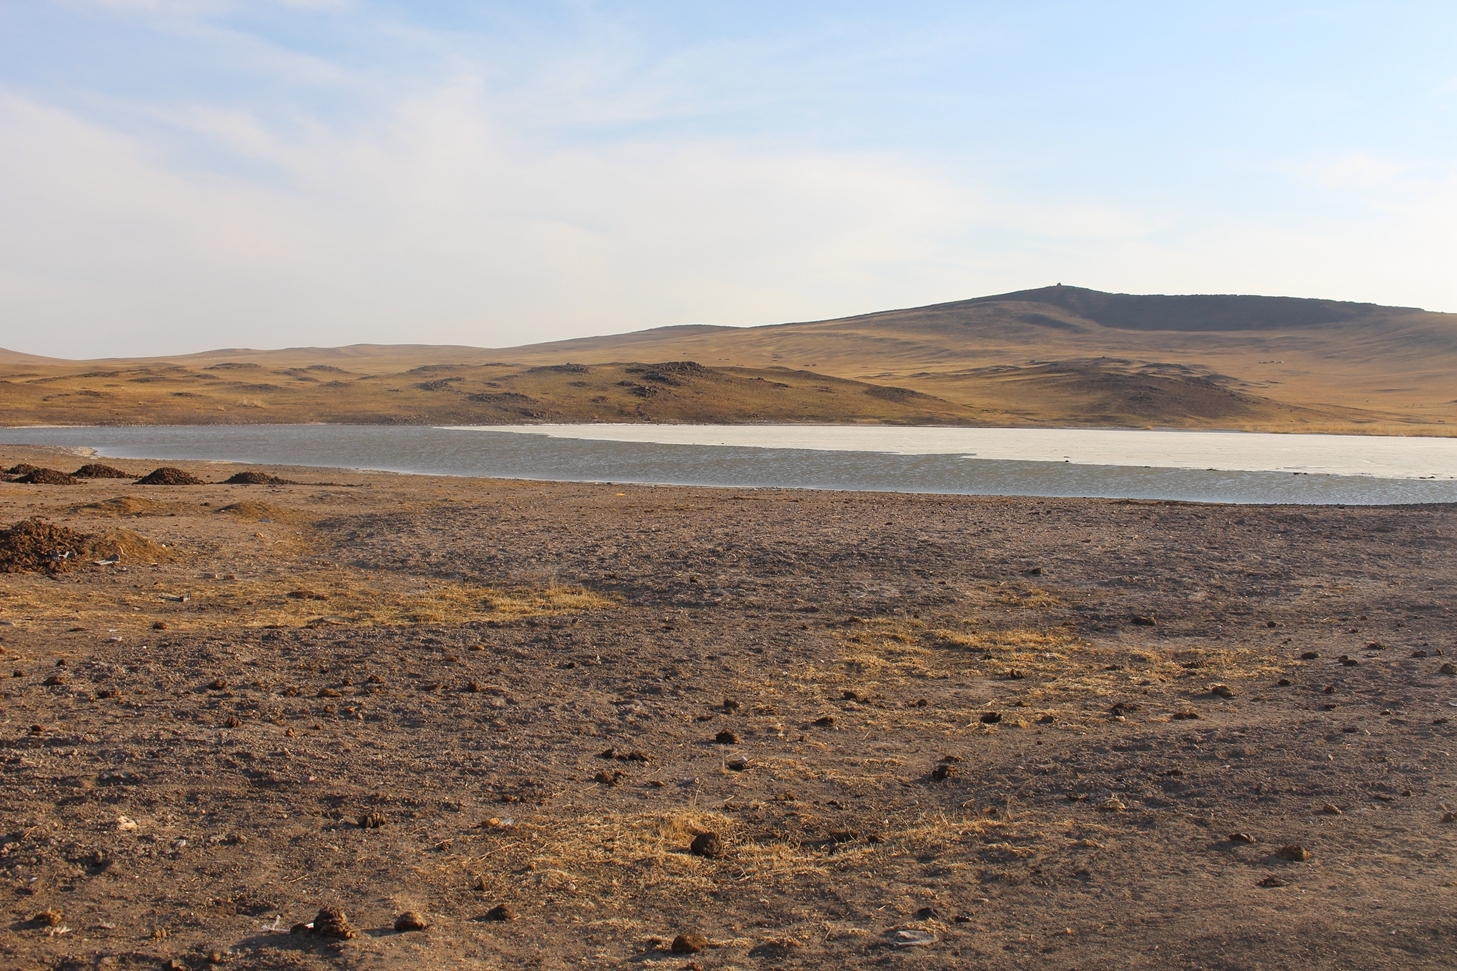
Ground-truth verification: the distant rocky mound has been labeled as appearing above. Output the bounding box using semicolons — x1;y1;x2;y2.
14;468;78;485
223;471;295;485
135;467;206;486
73;463;133;479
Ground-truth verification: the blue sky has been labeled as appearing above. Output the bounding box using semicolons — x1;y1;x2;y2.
1;1;1454;357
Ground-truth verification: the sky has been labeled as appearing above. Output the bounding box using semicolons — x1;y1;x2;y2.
1;1;1455;358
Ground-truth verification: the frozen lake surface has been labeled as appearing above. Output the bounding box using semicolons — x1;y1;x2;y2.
4;424;1456;505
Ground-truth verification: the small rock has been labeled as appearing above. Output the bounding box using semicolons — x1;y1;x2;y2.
1228;833;1256;845
931;763;956;782
1277;678;1293;687
811;715;835;727
593;770;623;786
33;908;63;927
1319;804;1343;815
1440;811;1456;824
1130;615;1156;626
713;730;739;745
1037;714;1056;723
1339;655;1358;667
672;933;709;954
1300;651;1320;660
1275;844;1311;862
209;678;227;690
358;812;386;829
311;907;357;939
979;712;1002;724
1257;875;1288;888
222;715;241;729
1440;663;1456;675
43;674;66;686
889;929;937;947
481;904;514;922
690;832;725;858
394;911;428;932
914;906;938;919
725;756;749;771
1100;797;1126;812
1210;684;1235;699
1411;650;1428;658
722;698;740;710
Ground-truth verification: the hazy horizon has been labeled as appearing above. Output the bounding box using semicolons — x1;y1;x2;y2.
3;2;1455;359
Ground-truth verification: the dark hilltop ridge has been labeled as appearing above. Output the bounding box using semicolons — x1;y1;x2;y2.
970;285;1403;331
2;286;1454;432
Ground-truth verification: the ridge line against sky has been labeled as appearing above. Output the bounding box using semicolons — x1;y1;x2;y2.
1;1;1455;359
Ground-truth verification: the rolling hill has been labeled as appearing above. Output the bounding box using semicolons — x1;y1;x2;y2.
2;285;1454;432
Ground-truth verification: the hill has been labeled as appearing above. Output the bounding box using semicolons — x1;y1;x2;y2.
1;286;1454;432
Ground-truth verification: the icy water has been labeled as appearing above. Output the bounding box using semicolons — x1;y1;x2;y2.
4;424;1457;505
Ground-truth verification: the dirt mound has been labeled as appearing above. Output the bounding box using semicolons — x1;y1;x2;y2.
135;467;206;486
72;463;133;479
6;463;41;476
222;471;295;485
88;527;174;563
0;519;92;573
14;468;79;485
217;501;306;524
71;496;181;518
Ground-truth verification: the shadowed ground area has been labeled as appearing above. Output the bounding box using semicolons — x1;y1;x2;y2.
0;446;1454;969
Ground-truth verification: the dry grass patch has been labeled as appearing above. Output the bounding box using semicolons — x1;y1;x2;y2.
0;568;613;631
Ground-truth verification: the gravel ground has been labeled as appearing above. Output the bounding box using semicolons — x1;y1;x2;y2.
1;446;1454;970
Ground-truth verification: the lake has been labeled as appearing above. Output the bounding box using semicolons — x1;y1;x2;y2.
4;423;1457;505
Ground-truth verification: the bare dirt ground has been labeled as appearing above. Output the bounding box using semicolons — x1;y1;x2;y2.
0;446;1454;970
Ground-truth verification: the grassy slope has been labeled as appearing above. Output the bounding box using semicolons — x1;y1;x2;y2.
2;286;1454;431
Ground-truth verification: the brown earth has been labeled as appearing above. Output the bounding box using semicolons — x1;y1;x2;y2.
3;286;1456;433
0;446;1454;970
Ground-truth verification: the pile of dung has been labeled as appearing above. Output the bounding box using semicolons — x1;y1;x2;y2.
135;467;206;486
73;463;133;479
223;471;295;485
0;519;92;574
14;468;79;485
